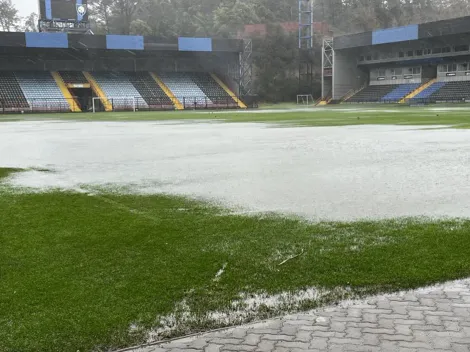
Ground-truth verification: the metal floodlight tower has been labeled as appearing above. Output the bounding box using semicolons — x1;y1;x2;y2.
298;0;315;95
239;39;253;96
298;0;314;50
321;37;334;98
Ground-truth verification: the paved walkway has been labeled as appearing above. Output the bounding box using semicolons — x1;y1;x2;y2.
129;280;470;352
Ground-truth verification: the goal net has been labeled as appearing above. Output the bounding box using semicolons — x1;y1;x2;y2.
92;97;148;113
296;94;315;106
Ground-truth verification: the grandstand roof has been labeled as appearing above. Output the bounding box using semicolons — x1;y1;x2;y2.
0;32;243;53
334;16;470;50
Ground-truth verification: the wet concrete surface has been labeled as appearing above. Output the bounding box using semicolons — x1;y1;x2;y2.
1;120;470;220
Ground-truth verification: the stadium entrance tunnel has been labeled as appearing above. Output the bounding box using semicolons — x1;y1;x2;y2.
70;88;94;112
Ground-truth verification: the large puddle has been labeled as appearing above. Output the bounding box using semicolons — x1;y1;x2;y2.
1;120;470;220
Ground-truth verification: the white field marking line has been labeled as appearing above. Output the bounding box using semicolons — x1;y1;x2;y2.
213;263;228;282
83;190;165;224
278;249;304;266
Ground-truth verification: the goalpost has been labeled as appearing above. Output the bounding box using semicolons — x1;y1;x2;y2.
296;94;315;106
92;97;141;113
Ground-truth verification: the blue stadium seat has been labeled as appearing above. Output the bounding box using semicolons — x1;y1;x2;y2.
413;82;446;99
381;83;420;102
127;72;173;108
347;85;398;103
0;72;29;110
414;82;447;99
429;81;470;101
158;72;213;107
92;72;148;110
15;71;69;111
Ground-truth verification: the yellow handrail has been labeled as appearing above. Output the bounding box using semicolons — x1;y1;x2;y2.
399;78;437;103
51;72;81;112
150;72;184;110
210;73;247;109
82;72;112;112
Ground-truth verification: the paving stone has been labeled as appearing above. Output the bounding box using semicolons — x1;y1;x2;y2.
411;324;445;331
379;334;413;342
210;339;243;345
280;324;299;336
231;328;248;339
329;337;361;345
243;334;261;346
395;324;412;336
398;341;433;349
205;344;222;352
328;345;346;352
377;318;394;329
347;322;378;328
127;279;470;352
343;345;381;352
362;333;380;346
255;340;275;352
408;310;424;320
309;337;328;350
443;321;461;331
425;314;442;326
452;344;470;352
362;313;378;323
221;344;256;351
330;321;347;333
295;330;312;342
345;327;362;339
260;334;294;341
362;328;396;335
275;341;311;349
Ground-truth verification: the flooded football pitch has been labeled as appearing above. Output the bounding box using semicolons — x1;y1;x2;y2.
1;120;469;220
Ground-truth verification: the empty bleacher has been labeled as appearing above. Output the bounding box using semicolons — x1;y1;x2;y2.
413;82;446;100
59;71;88;84
127;72;174;108
381;83;420;102
15;71;69;111
347;85;398;102
159;72;212;107
0;72;29;110
92;72;148;110
189;73;236;107
428;81;470;101
0;71;244;113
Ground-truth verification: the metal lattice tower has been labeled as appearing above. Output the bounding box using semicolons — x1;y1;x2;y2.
298;0;315;94
298;0;314;49
321;37;334;98
239;39;253;96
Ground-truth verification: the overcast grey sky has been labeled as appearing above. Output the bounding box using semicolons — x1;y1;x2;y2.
14;0;39;18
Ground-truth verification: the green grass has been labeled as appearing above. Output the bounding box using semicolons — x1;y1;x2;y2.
0;168;23;180
2;168;470;351
2;104;470;128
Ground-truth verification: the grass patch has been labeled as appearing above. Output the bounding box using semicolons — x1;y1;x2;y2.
1;186;470;351
3;104;470;128
0;168;22;181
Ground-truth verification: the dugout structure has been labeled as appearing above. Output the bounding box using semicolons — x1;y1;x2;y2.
323;16;470;103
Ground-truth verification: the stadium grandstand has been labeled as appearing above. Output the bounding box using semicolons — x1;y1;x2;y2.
0;33;253;114
322;16;470;105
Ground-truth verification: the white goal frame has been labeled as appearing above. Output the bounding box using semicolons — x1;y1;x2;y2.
92;96;139;113
296;94;315;106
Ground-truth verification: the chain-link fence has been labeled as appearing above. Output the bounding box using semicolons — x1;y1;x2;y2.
404;97;470;105
343;99;403;104
0;96;258;114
